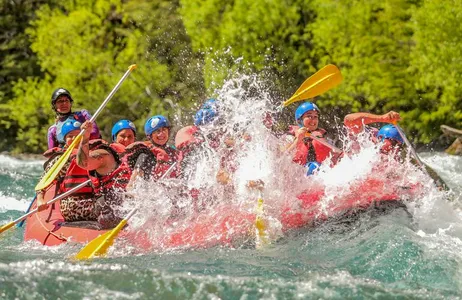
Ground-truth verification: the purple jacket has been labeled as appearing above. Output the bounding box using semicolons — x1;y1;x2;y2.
47;110;101;149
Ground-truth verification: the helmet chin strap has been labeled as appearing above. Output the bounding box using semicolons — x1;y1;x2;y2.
55;109;73;118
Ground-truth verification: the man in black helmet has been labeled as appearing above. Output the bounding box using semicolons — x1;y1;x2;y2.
47;88;101;149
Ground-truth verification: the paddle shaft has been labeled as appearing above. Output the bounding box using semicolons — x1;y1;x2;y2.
16;180;91;224
393;124;438;184
1;180;91;234
90;65;136;123
305;133;342;153
73;65;137;141
394;125;425;168
17;195;36;228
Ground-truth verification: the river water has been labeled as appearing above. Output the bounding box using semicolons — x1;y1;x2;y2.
1;152;461;299
1;76;462;299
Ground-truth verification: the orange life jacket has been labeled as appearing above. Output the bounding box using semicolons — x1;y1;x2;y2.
293;128;332;165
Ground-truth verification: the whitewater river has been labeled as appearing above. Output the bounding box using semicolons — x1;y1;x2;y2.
1;75;462;299
0;151;461;299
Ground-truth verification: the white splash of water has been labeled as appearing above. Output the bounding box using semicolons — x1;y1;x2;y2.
117;74;457;252
0;194;29;213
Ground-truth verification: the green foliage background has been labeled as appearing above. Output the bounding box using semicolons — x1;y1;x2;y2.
0;0;460;153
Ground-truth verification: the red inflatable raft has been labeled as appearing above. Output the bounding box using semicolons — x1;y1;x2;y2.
23;184;256;249
23;185;109;246
23;178;415;249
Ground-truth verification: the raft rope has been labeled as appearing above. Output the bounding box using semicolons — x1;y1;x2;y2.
35;189;70;243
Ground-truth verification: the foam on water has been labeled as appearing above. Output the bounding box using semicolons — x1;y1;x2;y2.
0;193;29;213
0;154;44;168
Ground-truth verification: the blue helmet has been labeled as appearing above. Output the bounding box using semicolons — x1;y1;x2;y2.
144;115;171;137
295;102;320;126
201;98;218;110
61;120;81;139
111;119;136;141
306;161;321;176
377;124;404;144
194;108;217;126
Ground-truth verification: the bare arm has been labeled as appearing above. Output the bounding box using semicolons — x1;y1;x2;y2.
76;121;105;170
344;111;401;134
285;127;307;153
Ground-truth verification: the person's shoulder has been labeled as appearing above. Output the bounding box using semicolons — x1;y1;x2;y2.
75;110;92;119
47;124;56;133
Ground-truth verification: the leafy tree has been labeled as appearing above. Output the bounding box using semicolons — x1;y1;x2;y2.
6;0;204;152
309;0;419;131
410;0;462;142
180;0;317;94
0;0;55;151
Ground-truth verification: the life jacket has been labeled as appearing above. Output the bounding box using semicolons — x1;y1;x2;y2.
145;141;179;179
87;139;131;194
41;147;93;198
110;143;126;154
293;128;332;165
89;162;132;197
55;111;86;143
89;139;122;164
43;147;65;159
122;142;156;172
60;158;94;197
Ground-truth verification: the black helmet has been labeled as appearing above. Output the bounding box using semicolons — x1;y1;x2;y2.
51;88;73;105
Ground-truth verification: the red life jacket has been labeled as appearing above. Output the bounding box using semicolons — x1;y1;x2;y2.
145;141;179;179
87;139;132;197
89;162;132;196
293;128;332;165
41;147;93;197
60;158;94;197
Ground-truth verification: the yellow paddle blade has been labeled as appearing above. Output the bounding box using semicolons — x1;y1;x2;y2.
255;198;269;249
283;64;343;107
74;219;127;260
0;221;15;234
35;135;82;191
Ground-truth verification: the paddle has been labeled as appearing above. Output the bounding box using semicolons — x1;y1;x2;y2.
35;64;137;191
255;193;269;249
282;64;343;107
74;207;137;260
74;161;178;260
305;132;342;153
16;195;36;228
0;180;91;235
392;122;443;187
393;123;425;167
